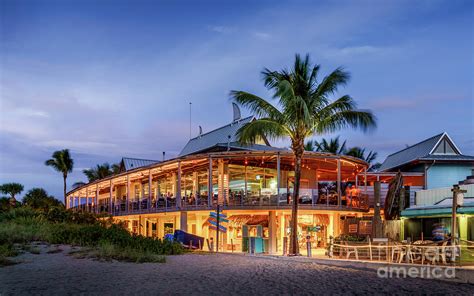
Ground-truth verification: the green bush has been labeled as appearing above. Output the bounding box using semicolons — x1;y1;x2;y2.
0;206;183;262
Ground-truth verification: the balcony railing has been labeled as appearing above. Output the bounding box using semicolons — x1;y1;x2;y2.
70;193;369;215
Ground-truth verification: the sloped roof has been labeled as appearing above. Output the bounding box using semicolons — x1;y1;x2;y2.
179;116;272;156
379;132;472;171
121;157;160;172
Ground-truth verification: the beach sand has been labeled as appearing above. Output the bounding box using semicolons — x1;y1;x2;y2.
1;243;472;295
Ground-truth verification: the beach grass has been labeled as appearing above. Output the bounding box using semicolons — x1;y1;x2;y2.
0;207;183;265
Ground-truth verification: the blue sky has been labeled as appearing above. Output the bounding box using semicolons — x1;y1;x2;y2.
1;0;473;200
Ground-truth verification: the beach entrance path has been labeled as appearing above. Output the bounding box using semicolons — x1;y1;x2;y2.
1;245;473;295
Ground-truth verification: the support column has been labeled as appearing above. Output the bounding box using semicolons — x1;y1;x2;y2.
279;213;286;252
364;168;367;194
193;171;199;207
217;159;228;205
328;214;334;238
196;214;203;236
268;211;277;254
208;157;212;207
148;170;152;212
177;161;182;208
109;180;113;214
277;152;281;205
126;175;130;213
95;185;99;214
180;211;188;232
85;187;88;212
337;159;341;206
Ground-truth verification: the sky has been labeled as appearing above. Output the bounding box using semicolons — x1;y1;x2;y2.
1;0;473;200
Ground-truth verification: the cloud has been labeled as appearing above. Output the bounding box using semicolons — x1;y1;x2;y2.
208;25;235;34
252;31;271;40
323;45;390;59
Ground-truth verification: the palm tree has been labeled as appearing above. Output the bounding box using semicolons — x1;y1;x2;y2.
231;54;376;255
0;182;24;206
307;136;347;154
83;163;115;182
45;149;74;205
345;147;380;171
111;163;121;174
22;188;61;210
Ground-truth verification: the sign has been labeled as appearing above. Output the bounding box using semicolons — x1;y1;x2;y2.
210;212;227;219
307;226;321;232
358;221;372;235
348;223;358;234
209;211;227;233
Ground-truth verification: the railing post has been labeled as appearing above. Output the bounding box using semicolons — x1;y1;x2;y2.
329;236;334;258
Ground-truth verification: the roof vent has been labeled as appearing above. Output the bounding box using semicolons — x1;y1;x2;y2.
198;126;203;138
232;102;241;122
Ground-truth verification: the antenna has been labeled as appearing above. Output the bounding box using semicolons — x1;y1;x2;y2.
189;102;192;139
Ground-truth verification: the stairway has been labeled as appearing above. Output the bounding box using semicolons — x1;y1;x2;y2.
459;169;474;185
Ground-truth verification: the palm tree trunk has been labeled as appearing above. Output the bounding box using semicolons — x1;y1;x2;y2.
63;174;67;206
289;146;304;255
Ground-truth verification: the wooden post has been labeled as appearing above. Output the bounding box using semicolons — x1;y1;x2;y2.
451;185;466;246
216;204;220;252
148;170;152;212
372;181;382;238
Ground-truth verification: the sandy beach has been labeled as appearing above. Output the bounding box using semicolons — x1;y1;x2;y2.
1;244;473;296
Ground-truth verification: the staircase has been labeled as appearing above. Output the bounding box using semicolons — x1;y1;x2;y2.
459;169;474;185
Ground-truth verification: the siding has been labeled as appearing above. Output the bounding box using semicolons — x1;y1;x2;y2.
427;164;473;189
415;184;474;206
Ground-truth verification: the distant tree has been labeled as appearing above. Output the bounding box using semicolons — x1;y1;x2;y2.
45;149;74;205
22;188;61;210
72;181;87;189
305;136;347;154
0;182;24;206
345;147;377;164
111;163;121;174
83;163;116;182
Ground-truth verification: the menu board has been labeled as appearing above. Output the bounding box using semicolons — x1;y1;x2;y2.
348;224;358;234
358;221;372;235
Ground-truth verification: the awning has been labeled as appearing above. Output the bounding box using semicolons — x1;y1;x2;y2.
401;206;474;217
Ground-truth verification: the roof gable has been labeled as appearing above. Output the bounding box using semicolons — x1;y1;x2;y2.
429;132;461;155
178;116;271;156
379;132;468;171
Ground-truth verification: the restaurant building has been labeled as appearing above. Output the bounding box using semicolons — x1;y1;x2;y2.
66;111;374;253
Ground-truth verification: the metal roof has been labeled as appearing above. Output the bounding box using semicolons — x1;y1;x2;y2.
179;116;272;156
121;157;160;171
401;197;474;217
379;132;473;171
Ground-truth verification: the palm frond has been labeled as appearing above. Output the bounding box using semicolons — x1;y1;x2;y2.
236;118;289;144
230;90;282;119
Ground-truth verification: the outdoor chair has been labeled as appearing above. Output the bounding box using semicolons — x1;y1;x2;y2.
345;242;359;260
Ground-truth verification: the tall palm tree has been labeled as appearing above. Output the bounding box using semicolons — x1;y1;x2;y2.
45;149;74;205
0;182;24;206
231;54;376;255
